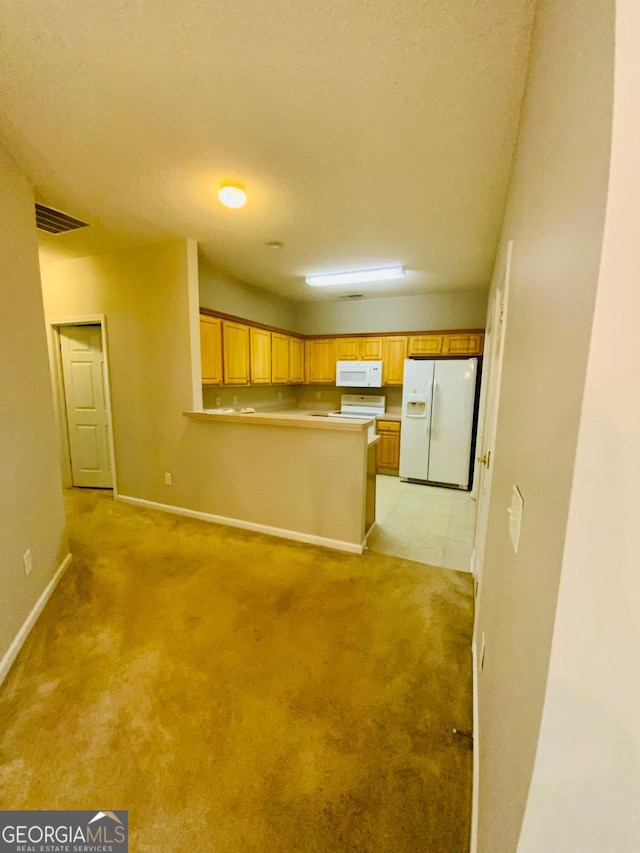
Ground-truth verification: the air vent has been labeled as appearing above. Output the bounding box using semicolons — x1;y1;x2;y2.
35;203;89;234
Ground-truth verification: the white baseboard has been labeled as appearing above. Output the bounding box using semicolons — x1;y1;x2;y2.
117;495;365;555
0;552;73;687
470;639;480;853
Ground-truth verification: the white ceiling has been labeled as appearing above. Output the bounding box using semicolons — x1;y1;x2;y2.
0;0;534;302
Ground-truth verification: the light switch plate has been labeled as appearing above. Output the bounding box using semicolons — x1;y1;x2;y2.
508;485;524;554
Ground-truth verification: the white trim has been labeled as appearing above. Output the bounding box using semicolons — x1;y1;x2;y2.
0;553;73;686
117;494;365;554
470;639;480;853
186;238;203;412
363;520;377;547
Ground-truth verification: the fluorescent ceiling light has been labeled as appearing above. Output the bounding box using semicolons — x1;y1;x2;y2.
305;266;405;287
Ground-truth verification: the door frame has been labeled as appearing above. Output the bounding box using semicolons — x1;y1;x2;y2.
469;240;513;853
48;315;118;495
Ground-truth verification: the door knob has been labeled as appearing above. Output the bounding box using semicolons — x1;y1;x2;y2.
477;452;491;468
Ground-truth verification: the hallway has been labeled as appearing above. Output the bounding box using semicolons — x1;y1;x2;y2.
0;490;473;852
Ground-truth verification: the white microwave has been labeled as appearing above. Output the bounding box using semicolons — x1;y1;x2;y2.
336;360;383;388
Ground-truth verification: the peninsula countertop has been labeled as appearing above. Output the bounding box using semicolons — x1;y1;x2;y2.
183;408;377;433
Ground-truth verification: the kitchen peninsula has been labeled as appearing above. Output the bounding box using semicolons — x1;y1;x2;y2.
181;409;378;553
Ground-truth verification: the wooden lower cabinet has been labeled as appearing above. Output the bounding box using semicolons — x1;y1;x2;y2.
200;315;223;385
376;419;401;474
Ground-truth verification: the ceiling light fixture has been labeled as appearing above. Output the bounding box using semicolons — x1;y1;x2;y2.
218;180;247;208
305;266;405;287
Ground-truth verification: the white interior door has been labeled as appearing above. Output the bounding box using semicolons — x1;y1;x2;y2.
60;325;113;488
472;241;513;596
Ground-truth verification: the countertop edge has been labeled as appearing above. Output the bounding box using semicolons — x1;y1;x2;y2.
183;410;374;431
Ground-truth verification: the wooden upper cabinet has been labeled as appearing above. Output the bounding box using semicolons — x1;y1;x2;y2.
382;336;408;385
305;338;337;384
407;334;444;356
203;308;483;388
336;338;360;360
222;320;250;385
360;337;383;359
271;332;290;384
442;332;484;356
289;337;304;384
337;337;383;360
250;326;272;384
408;331;484;357
200;315;223;385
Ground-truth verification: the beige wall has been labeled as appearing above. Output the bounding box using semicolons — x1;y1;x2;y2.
41;242;369;547
517;3;640;849
0;144;68;668
295;290;487;336
41;240;195;503
199;253;297;331
172;418;368;546
474;0;615;851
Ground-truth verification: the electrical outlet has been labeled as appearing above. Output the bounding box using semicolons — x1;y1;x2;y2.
316;391;322;400
23;548;32;576
233;395;238;405
164;472;172;486
215;396;221;407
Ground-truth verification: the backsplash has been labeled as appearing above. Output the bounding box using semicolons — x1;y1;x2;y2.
202;384;403;414
202;385;298;411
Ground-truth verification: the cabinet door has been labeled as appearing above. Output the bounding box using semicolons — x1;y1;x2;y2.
200;316;223;385
360;337;383;360
250;327;272;384
407;334;444;356
271;332;290;384
376;421;401;471
222;321;250;385
382;336;408;384
289;337;304;384
306;339;337;383
442;333;484;356
336;338;359;360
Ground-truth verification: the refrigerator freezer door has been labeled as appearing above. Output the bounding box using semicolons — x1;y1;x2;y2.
427;359;477;487
399;360;435;480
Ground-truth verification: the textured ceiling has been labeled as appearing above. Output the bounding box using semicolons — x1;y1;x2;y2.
0;0;535;301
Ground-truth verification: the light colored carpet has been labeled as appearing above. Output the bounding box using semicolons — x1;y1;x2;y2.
0;489;474;852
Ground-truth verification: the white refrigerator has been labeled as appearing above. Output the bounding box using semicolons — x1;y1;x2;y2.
399;358;478;489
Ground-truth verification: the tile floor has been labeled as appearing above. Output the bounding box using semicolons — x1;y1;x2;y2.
367;474;476;571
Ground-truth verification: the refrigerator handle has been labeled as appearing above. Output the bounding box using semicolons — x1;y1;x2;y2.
427;379;435;434
431;380;437;430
